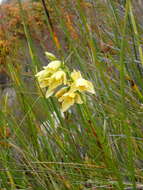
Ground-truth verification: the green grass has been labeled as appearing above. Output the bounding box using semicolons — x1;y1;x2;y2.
0;0;143;189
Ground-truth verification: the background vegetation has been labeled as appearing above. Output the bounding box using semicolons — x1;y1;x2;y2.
0;0;143;189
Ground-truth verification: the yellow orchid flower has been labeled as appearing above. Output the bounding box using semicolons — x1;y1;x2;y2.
36;61;61;79
35;70;51;88
70;70;95;94
35;60;62;88
43;60;61;71
71;78;95;94
45;70;67;98
37;78;50;88
35;52;95;112
35;69;49;79
49;70;67;88
58;91;83;112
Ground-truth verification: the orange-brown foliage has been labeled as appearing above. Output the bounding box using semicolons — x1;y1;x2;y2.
0;1;51;69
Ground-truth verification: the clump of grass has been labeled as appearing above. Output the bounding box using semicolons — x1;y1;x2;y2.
0;0;143;189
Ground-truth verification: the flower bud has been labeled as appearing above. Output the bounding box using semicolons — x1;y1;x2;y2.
45;52;57;61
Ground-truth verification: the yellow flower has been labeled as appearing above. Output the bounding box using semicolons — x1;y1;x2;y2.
35;69;49;79
58;91;83;112
70;70;95;94
37;78;50;88
45;70;67;98
35;60;62;88
45;52;57;61
35;57;95;112
43;60;61;71
35;70;51;88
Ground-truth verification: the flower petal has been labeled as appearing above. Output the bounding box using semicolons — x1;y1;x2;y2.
45;89;55;98
86;81;95;94
75;94;83;104
61;97;75;112
71;70;82;81
38;78;50;88
48;70;67;90
43;60;61;71
49;80;63;90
